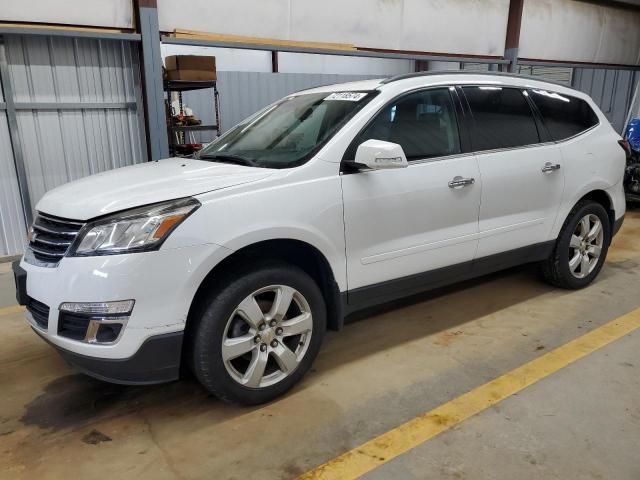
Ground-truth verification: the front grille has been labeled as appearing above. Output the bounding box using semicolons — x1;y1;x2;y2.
28;213;84;265
26;297;50;329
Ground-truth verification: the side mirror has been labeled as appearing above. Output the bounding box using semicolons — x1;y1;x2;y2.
354;139;408;170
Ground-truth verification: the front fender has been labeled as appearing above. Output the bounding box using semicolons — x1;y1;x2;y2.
219;225;347;291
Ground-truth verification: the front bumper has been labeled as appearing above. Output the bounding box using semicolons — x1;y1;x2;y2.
33;328;184;384
15;242;231;382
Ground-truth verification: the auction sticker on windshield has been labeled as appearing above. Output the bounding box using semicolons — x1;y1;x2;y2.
325;92;368;101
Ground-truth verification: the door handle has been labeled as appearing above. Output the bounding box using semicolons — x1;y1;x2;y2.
541;162;561;173
448;176;475;189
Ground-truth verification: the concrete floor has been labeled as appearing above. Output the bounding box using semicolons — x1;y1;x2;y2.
1;210;639;480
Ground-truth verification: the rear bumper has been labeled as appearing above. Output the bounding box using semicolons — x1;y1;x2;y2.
34;328;184;385
612;214;625;237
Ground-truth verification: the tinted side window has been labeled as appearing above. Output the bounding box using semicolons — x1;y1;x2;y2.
350;88;461;160
529;90;599;141
463;86;540;151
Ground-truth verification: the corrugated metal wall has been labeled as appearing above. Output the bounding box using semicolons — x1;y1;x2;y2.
517;65;573;86
461;62;490;72
0;35;146;256
572;68;638;133
180;71;381;143
627;81;640;125
6;36;146;211
0;71;27;256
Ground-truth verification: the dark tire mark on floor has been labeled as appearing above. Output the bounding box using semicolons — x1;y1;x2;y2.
82;429;112;445
20;374;209;431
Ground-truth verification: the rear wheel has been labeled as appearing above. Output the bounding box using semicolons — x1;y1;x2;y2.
189;263;326;405
540;200;610;289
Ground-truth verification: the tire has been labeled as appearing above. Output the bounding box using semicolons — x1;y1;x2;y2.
188;262;326;405
540;200;611;289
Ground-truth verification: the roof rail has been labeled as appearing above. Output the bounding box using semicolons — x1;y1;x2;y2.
379;70;573;90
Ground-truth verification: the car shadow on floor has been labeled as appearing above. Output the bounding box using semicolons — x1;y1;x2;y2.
18;263;560;434
13;210;640;435
319;264;557;369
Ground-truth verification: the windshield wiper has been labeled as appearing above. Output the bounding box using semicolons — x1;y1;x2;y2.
198;153;258;167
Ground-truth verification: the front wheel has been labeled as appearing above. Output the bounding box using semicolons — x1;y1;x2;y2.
189;263;326;405
540;200;610;289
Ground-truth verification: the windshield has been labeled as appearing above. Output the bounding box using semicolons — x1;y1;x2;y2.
198;91;376;168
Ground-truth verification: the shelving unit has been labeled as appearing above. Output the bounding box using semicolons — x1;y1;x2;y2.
164;79;221;156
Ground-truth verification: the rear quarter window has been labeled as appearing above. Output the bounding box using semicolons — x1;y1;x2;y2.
529;90;599;141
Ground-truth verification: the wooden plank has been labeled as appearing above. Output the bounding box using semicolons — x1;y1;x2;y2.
0;22;130;35
171;29;357;52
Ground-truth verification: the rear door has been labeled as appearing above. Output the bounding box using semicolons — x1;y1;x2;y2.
461;86;565;260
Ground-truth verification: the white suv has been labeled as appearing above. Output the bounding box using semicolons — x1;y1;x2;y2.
13;72;626;404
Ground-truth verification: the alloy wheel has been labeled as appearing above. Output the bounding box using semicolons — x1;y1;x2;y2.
568;213;604;279
221;285;313;388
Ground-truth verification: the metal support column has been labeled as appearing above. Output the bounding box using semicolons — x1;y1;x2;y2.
0;36;33;228
504;48;518;73
136;0;169;160
504;0;524;73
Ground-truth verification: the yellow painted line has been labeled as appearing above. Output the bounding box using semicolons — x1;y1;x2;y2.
299;307;640;480
0;305;25;316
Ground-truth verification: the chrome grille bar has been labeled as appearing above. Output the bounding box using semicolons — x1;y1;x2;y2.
26;212;85;266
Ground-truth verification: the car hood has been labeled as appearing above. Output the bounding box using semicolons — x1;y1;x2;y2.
36;158;275;221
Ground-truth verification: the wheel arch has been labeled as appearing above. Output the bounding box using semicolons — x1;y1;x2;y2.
577;189;615;232
186;239;344;335
552;187;616;240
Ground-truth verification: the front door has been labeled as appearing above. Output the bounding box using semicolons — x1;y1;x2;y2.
341;87;481;305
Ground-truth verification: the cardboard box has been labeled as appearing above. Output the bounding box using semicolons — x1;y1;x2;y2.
165;55;216;81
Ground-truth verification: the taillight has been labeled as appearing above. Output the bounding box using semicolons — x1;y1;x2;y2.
618;139;632;160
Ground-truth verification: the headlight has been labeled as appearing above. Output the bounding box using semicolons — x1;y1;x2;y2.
71;198;200;256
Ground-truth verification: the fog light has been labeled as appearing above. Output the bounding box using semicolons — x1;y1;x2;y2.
58;300;134;345
59;300;135;315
